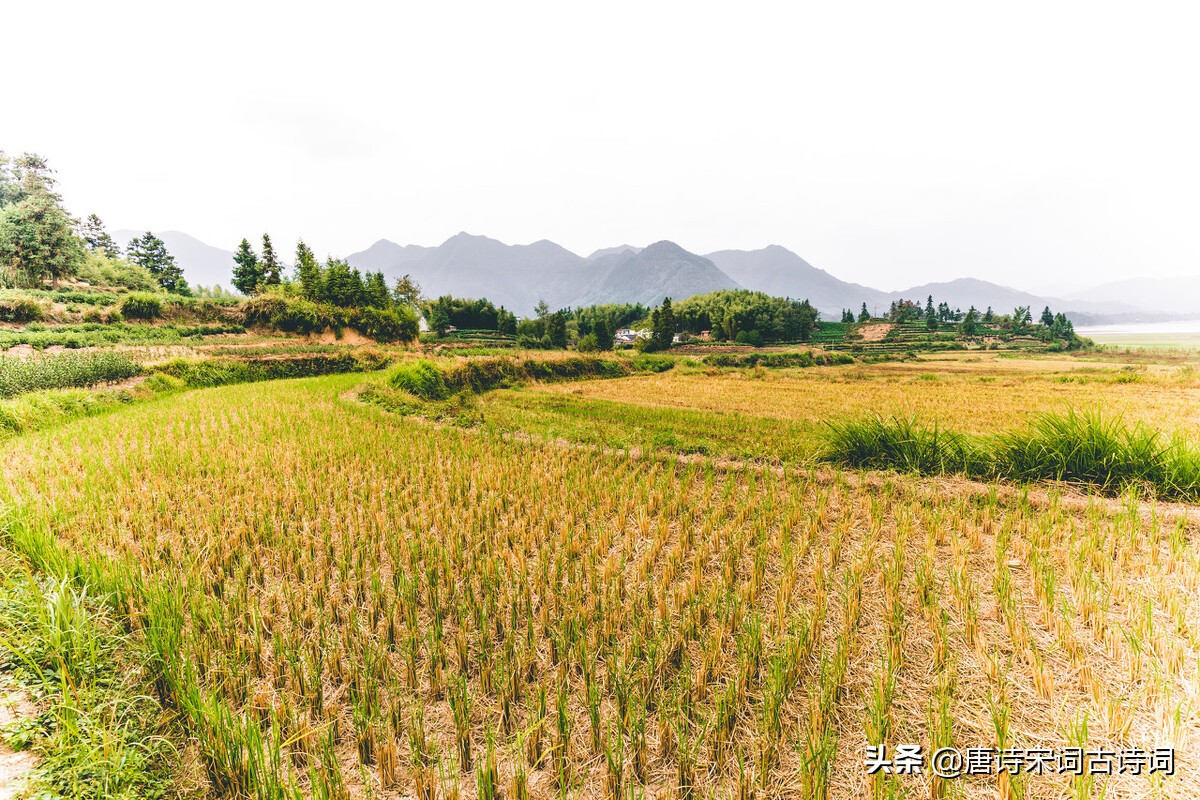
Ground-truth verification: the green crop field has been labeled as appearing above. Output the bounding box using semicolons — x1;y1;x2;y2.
1;349;1198;799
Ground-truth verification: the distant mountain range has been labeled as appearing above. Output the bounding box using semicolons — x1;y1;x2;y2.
114;229;1200;321
113;230;238;290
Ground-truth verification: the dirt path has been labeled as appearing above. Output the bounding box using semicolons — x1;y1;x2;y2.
0;684;37;798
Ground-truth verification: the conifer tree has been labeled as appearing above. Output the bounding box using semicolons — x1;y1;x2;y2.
231;238;263;295
127;231;186;293
260;233;281;285
294;240;322;299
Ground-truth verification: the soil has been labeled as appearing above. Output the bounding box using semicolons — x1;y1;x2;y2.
0;686;37;798
854;323;894;342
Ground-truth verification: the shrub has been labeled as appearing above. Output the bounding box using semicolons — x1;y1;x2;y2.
631;355;675;373
734;329;764;347
575;334;599;353
352;306;418;343
242;295;292;328
275;298;327;334
0;296;48;323
390;360;450;400
120;293;164;320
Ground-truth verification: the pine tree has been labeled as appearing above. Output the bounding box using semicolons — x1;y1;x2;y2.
127;232;186;293
231;238;263;295
294;240;322;299
365;271;391;308
653;297;675;350
322;259;365;307
959;306;979;336
925;297;938;331
79;214;120;258
594;318;614;350
260;233;281;285
1040;306;1054;326
858;302;870;323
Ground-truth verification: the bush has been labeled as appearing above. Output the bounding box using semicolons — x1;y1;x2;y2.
275;298;327;334
575;334;599;353
734;329;764;347
0;296;48;323
994;409;1190;493
76;252;159;291
390;360;450;400
120;293;164;320
352;306;419;343
631;354;675;373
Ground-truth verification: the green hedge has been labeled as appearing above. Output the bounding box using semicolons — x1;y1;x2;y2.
0;351;142;398
155;351;391;388
703;351;855;368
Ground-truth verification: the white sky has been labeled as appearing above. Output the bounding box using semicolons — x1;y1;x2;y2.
6;1;1198;291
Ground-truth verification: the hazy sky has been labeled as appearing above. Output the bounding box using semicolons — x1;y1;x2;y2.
7;1;1198;291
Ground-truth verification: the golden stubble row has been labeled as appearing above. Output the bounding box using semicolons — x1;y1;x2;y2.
5;374;1200;799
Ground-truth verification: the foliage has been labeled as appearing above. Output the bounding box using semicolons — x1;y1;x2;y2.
260;233;282;286
0;566;178;798
424;295;518;335
119;292;164;319
0;322;244;351
75;251;159;291
673;290;819;343
823;409;1200;500
0;295;48;322
231;238;262;295
0;350;142;397
390;359;451;400
244;293;418;342
351;306;418;343
0;192;83;288
822;415;985;475
155;351;390;388
126;232;187;294
78;213;121;258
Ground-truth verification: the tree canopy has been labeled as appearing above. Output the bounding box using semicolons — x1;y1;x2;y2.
673;289;820;343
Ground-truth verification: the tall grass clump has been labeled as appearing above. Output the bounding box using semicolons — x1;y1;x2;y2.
118;293;164;320
0;556;177;798
0;296;48;323
823;409;1200;500
822;415;985;475
391;359;450;400
995;409;1200;496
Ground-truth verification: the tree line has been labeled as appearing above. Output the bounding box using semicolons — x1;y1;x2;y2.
0;151;195;295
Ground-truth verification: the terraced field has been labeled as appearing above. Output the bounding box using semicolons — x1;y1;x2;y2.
1;353;1198;799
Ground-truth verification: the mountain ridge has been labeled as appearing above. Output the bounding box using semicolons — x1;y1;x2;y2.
110;229;1183;321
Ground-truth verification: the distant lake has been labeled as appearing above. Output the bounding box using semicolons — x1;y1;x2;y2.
1076;320;1200;347
1076;320;1200;335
